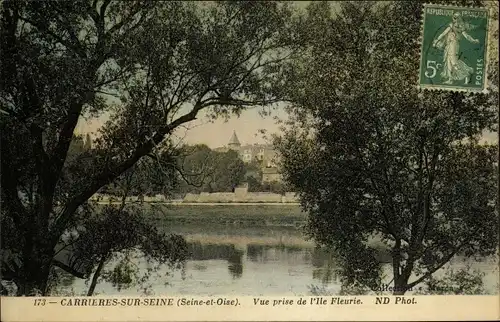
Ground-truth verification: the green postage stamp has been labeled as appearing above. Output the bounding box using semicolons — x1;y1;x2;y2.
419;4;490;92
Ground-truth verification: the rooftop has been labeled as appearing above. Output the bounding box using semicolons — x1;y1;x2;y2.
228;130;241;146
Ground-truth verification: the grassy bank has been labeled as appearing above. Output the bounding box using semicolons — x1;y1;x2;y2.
158;224;313;249
144;204;306;227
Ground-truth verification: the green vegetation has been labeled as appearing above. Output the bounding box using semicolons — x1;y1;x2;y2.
148;204;305;227
2;0;497;298
1;0;296;295
100;143;248;196
274;0;498;295
101;143;291;196
174;144;246;194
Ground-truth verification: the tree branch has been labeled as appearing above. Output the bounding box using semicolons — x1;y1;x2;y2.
17;15;85;58
29;123;52;231
0;160;24;229
50;100;208;242
49;101;84;183
46;3;86;58
406;245;461;289
89;0;109;57
406;138;426;276
106;2;143;36
99;0;112;21
392;238;402;282
87;252;107;296
369;178;399;240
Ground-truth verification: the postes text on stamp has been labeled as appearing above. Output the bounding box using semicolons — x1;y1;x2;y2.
419;4;490;92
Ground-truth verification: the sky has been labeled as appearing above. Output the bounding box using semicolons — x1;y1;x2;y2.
173;108;287;149
75;104;288;149
75;102;497;149
74;0;499;148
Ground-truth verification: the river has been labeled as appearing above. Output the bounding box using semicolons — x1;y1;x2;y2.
60;206;498;296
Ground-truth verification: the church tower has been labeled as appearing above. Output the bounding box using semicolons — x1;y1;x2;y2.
228;130;241;150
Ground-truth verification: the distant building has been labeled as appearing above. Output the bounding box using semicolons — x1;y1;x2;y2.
228;131;241;150
217;131;282;183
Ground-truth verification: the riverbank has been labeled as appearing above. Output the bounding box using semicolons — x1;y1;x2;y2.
91;188;300;204
97;201;300;206
147;204;306;227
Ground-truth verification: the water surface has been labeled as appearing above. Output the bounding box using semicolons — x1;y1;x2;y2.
66;209;498;296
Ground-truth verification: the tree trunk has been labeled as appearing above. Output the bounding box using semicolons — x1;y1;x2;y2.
393;288;407;295
17;257;52;296
393;276;409;295
87;254;107;296
15;224;55;296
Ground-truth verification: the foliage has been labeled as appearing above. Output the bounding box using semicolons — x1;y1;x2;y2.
0;0;297;295
261;180;288;195
104;259;135;290
65;204;188;295
413;265;487;295
73;206;187;266
174;144;213;193
100;148;179;197
175;144;246;193
46;268;77;296
208;150;246;192
274;1;498;295
246;175;263;192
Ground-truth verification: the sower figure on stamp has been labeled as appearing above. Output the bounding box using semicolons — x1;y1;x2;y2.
432;12;480;85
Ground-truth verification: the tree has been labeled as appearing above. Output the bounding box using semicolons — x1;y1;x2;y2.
275;1;498;295
1;0;296;295
246;175;263;192
78;205;188;296
48;155;186;296
176;145;246;193
102;149;180;197
174;144;215;194
261;180;287;195
207;150;246;192
245;159;263;191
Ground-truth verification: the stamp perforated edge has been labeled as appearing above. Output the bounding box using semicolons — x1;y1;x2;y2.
417;3;493;94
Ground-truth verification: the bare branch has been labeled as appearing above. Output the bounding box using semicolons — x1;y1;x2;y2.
406;245;462;289
106;2;143;36
99;0;112;20
94;64;134;89
17;15;85;58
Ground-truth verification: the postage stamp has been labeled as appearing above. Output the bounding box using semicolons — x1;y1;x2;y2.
419;4;490;92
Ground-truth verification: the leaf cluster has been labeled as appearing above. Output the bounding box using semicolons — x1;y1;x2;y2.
274;0;499;293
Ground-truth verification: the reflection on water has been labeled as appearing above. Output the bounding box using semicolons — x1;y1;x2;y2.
69;222;499;296
188;242;244;279
311;249;339;284
227;252;243;279
187;242;338;284
189;242;242;261
246;244;306;263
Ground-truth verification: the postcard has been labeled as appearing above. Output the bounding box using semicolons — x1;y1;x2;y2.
1;1;499;321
